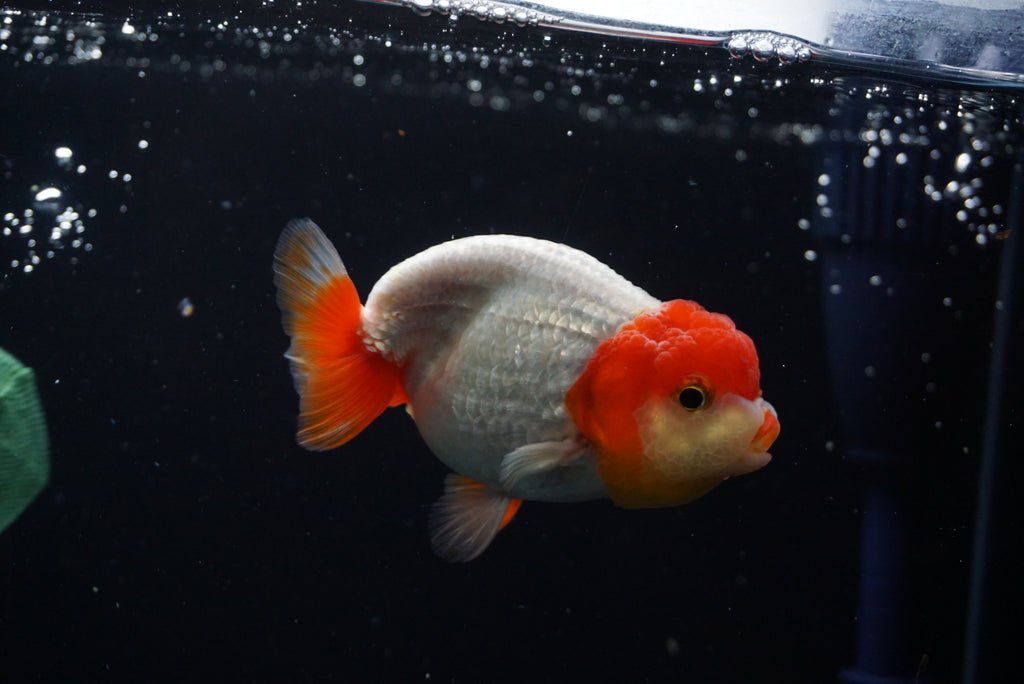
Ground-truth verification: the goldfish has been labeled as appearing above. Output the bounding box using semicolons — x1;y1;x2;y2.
273;219;779;562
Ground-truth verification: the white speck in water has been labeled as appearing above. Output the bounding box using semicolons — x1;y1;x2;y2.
121;21;135;35
921;352;932;363
869;275;882;286
943;297;953;307
177;297;194;318
55;146;72;160
817;174;830;186
803;249;817;262
829;284;842;295
138;139;149;150
864;365;876;378
797;218;811;231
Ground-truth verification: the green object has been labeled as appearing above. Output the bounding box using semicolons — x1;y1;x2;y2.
0;346;50;533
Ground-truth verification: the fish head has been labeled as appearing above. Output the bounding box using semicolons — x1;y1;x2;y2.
566;299;779;508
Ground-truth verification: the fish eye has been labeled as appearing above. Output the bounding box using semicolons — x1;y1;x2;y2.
678;385;709;412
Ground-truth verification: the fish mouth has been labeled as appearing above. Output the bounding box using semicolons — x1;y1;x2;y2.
750;401;780;453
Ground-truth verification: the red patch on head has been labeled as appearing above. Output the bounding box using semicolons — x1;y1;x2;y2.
635;300;762;402
565;300;762;469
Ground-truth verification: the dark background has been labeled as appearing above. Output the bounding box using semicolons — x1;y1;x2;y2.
1;2;1019;682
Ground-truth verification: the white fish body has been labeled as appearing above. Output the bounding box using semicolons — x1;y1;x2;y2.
360;235;660;502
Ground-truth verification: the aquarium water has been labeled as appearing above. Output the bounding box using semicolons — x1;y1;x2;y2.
1;1;1020;682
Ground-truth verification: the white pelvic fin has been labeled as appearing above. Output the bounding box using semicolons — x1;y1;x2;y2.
499;438;588;490
429;474;517;563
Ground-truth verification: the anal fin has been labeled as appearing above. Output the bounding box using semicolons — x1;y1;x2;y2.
429;474;522;562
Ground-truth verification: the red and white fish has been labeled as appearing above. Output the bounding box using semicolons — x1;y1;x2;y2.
273;219;779;561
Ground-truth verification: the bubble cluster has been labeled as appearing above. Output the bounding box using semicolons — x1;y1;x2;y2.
726;32;812;65
796;78;1018;259
0;135;143;280
394;0;558;27
3;199;95;277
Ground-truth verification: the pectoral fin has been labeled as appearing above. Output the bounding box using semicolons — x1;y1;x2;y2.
499;438;588;490
428;474;521;562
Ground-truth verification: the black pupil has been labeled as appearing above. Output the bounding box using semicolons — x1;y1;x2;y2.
679;386;705;410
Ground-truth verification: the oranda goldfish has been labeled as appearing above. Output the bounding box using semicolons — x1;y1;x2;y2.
273;219;779;562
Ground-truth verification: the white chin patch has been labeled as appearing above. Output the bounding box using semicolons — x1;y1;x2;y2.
636;392;770;482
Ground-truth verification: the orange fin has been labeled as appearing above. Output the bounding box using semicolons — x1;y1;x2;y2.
273;218;407;451
429;474;522;562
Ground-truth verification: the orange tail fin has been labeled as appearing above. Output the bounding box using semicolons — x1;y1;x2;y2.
273;219;407;451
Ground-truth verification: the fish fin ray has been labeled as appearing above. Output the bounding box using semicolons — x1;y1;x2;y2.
499;438;588;490
429;474;521;562
273;219;407;451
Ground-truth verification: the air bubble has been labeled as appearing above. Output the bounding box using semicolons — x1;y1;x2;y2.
955;152;972;173
34;187;62;202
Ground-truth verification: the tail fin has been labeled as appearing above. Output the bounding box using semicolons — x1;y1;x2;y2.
273;219;406;451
